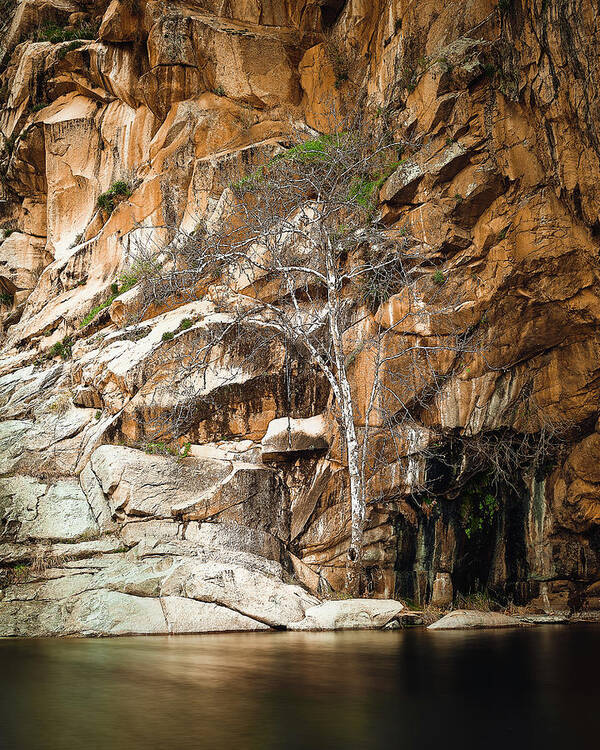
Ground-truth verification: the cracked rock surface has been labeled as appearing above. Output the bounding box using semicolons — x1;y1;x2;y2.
2;0;600;634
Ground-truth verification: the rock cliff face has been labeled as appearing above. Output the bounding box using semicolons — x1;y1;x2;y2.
1;0;600;635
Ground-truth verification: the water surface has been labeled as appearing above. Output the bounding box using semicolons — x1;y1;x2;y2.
1;625;599;749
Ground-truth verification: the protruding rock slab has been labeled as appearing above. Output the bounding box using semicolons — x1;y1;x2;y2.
0;476;98;542
162;559;319;629
289;599;405;631
261;415;329;459
427;610;525;630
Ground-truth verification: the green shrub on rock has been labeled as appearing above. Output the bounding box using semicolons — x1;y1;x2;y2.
97;181;133;215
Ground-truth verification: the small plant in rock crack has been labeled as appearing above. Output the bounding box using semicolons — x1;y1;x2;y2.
8;564;29;584
460;475;499;540
432;270;446;285
49;336;73;360
161;331;175;342
56;40;83;60
48;391;72;415
497;225;510;241
79;274;140;329
97;180;132;215
144;441;178;456
30;101;48;112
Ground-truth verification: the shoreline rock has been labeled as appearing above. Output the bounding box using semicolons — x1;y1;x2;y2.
427;610;526;631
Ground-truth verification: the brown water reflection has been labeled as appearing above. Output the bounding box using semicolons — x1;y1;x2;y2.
1;626;599;750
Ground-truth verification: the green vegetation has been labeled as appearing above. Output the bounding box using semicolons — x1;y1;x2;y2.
232;134;400;216
144;441;192;459
80;299;113;328
4;132;18;155
95;410;102;420
145;441;178;456
178;318;193;331
497;225;510;241
56;40;83;60
348;162;400;210
280;135;339;163
162;331;174;342
0;291;13;306
119;255;161;290
345;341;365;368
35;21;99;44
231;135;348;193
213;86;226;96
358;245;404;312
97;180;132;214
9;564;29;583
332;57;349;88
460;475;499;539
231;169;264;193
49;336;73;360
432;270;446;285
79;275;139;328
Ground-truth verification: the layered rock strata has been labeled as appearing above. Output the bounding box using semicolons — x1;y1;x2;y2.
1;0;600;635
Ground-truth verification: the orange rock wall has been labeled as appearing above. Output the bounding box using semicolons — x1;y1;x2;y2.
1;0;600;611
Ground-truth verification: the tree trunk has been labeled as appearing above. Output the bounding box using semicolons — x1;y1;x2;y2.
338;376;365;594
325;247;366;593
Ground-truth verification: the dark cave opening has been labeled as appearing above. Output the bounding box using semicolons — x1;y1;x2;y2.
320;0;347;29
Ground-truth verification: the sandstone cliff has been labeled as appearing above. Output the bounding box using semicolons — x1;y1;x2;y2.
1;0;600;636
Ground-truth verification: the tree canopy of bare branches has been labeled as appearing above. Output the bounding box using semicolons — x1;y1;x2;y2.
129;113;487;587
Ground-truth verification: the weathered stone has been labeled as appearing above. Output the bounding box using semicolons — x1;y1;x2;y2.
2;0;600;634
0;476;98;543
428;610;525;630
162;559;319;628
380;161;424;205
261;415;329;459
63;590;168;637
430;572;453;608
289;599;405;631
162;596;270;634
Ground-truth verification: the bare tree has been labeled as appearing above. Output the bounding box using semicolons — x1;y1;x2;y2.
131;113;474;588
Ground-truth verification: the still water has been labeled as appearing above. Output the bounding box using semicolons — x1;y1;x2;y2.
1;625;599;750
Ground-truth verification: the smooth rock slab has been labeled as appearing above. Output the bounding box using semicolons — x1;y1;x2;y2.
162;596;270;634
427;610;525;630
64;590;168;637
0;476;98;542
261;415;329;459
289;599;405;631
162;559;319;628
